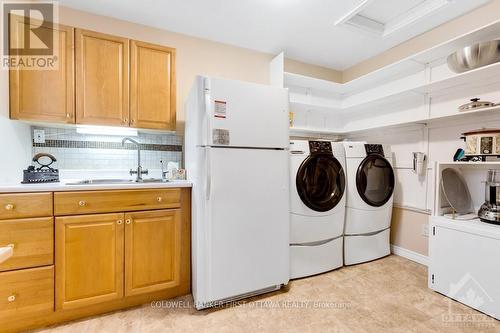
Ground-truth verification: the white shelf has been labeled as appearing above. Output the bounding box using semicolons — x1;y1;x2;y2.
277;20;500;135
290;104;500;135
285;72;342;94
284;20;500;96
288;60;500;113
437;161;500;169
289;100;340;112
278;19;500;134
289;127;342;136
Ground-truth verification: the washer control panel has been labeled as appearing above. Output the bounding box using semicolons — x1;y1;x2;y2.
309;141;332;155
365;144;384;156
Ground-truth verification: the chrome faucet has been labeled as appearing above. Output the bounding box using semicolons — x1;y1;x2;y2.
122;137;148;182
160;160;166;181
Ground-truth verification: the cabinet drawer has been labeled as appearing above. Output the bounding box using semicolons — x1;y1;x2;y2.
0;217;54;272
0;266;54;323
54;189;181;216
0;192;53;219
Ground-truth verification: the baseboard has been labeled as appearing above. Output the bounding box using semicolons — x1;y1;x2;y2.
391;244;428;266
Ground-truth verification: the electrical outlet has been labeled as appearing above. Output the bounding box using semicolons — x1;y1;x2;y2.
422;224;429;237
33;129;45;144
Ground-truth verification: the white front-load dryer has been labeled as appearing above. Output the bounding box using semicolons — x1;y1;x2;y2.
290;140;346;279
343;142;395;265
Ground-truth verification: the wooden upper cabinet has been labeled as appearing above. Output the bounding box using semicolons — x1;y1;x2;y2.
55;213;124;310
130;41;176;130
75;29;129;126
125;209;181;296
9;22;177;130
9;16;75;123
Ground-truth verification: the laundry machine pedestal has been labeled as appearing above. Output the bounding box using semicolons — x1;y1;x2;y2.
344;228;391;265
290;237;343;279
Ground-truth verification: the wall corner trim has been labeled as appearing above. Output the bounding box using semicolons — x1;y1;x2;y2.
391;244;429;267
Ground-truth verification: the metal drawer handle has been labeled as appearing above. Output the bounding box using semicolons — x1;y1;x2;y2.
126;219;131;225
117;220;123;225
157;197;163;203
79;201;86;207
5;204;14;211
7;294;16;302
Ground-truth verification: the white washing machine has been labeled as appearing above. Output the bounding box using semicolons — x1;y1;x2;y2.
343;142;395;265
290;140;346;279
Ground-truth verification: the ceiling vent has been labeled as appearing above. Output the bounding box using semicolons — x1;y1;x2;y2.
334;0;454;38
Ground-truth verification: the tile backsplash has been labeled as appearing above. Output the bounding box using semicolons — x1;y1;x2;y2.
31;126;183;171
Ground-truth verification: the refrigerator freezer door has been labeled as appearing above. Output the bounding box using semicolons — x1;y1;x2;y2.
206;77;289;149
185;76;209;148
195;147;290;305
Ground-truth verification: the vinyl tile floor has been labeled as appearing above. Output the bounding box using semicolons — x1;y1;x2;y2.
33;255;499;333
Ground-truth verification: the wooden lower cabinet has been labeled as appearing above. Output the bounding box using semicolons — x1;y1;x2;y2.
55;213;125;310
0;217;54;272
0;266;54;325
55;208;187;310
2;187;190;333
125;209;182;296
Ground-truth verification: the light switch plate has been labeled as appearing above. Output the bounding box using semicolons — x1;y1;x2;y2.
33;129;45;144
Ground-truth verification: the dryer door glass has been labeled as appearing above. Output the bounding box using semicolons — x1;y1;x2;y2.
356;155;395;207
296;155;345;212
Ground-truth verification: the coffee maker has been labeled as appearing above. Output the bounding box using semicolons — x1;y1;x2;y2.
478;169;500;225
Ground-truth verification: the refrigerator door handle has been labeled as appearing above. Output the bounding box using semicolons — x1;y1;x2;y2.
206;147;211;200
204;78;212;146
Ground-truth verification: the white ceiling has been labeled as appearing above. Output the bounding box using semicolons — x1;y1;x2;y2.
58;0;491;70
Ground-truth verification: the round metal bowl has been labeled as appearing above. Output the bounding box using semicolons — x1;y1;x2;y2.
447;40;500;73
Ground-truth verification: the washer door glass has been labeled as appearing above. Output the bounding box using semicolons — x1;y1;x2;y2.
296;154;345;212
356;155;395;207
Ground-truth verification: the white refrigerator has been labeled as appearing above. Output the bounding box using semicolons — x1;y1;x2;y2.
185;76;290;309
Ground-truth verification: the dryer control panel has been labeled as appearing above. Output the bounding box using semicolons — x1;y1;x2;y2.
309;141;332;155
365;144;384;156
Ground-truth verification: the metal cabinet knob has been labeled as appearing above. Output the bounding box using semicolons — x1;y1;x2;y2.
117;220;123;225
157;197;163;203
7;295;16;302
125;219;131;225
78;201;86;207
4;204;14;211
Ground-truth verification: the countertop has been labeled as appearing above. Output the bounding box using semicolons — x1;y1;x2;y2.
0;180;192;193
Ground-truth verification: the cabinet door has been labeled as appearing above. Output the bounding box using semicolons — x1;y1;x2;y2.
9;16;75;123
130;41;176;130
429;224;500;319
125;209;181;296
55;213;124;310
76;29;129;126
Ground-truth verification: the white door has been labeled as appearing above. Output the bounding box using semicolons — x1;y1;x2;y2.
207;77;289;149
206;147;289;302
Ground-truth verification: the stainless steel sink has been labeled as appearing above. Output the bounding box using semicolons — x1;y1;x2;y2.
66;178;168;185
141;178;169;183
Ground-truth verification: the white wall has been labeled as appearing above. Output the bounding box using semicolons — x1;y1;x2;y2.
0;32;31;184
